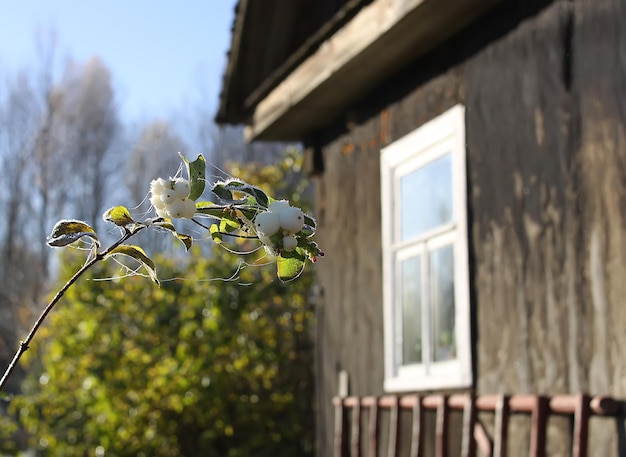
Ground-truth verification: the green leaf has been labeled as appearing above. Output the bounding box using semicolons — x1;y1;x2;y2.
211;182;236;202
209;224;222;243
219;217;239;233
102;206;134;226
299;239;324;261
303;213;317;231
107;245;159;286
153;220;176;232
47;219;100;248
277;249;306;282
300;224;315;237
175;233;193;251
224;180;269;208
195;201;228;219
179;153;206;200
0;391;13;402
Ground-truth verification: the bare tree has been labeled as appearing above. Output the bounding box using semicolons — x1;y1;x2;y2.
58;57;120;232
125;120;189;205
0;52;121;389
0;72;45;385
123;120;189;254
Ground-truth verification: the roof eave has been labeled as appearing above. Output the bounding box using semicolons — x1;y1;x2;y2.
243;0;501;142
215;0;249;125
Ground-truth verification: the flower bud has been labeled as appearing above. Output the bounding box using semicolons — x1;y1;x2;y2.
268;200;291;215
150;178;167;195
150;194;166;210
255;211;280;236
173;178;190;199
279;207;304;233
282;234;298;251
160;189;176;204
180;198;196;219
166;199;186;218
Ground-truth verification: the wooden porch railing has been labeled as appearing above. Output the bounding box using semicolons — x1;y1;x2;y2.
332;393;625;457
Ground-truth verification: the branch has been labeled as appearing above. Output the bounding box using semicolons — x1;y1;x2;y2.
0;225;144;393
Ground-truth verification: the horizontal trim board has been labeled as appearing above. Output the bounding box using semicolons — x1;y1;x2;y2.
245;0;500;141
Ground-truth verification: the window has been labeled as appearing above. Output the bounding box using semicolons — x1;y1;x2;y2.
380;105;471;392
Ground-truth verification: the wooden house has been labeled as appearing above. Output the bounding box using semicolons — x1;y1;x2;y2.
217;0;626;455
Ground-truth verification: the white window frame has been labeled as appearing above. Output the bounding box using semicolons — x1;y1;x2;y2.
380;104;472;392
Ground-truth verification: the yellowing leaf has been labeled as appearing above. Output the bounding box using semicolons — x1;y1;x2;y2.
175;233;193;251
102;206;134;226
107;244;159;286
209;224;222;243
277;249;306;282
47;219;99;248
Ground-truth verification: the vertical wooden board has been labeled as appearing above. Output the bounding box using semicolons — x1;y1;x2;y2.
313;117;387;457
465;3;576;454
309;1;626;456
465;0;576;396
572;0;626;454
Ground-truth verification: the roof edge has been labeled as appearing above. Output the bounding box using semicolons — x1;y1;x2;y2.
215;0;249;124
245;0;501;141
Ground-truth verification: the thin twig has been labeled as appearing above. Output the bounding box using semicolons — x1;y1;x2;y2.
0;225;144;392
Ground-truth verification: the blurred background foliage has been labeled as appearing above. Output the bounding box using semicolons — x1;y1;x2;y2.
0;152;316;456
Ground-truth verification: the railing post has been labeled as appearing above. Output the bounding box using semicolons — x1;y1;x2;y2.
572;393;590;457
351;399;361;457
409;396;423;457
436;396;450;457
387;395;399;457
461;394;477;457
369;397;379;457
334;370;349;457
494;394;510;457
334;396;345;457
529;396;549;457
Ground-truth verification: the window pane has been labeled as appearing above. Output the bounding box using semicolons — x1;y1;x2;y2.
401;255;422;364
430;245;456;362
400;154;452;241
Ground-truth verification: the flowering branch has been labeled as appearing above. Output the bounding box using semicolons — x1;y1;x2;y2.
0;152;323;395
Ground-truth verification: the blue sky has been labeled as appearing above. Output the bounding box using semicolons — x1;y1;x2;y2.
0;1;238;122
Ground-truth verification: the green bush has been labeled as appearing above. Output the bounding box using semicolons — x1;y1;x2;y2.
1;150;316;456
6;247;314;456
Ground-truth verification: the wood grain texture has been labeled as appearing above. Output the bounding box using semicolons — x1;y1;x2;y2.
312;0;626;455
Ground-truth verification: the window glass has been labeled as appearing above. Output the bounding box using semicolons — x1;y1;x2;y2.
400;255;422;364
430;245;456;362
381;104;470;392
400;153;452;241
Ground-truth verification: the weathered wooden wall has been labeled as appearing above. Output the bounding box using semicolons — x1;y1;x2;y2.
466;2;579;454
312;0;626;455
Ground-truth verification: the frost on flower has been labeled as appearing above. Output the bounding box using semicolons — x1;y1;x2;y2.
150;177;196;219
